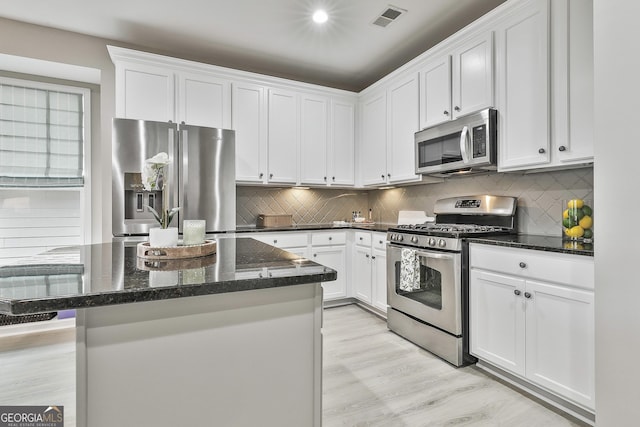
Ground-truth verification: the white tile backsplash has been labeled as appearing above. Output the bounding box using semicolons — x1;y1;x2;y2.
237;167;594;236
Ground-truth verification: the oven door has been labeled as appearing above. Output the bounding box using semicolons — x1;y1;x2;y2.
387;243;462;335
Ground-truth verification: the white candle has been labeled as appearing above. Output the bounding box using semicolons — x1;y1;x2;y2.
183;220;206;245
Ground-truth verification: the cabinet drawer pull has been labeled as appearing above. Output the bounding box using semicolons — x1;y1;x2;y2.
519;262;527;268
372;256;376;260
558;145;567;152
524;292;532;299
314;254;317;257
538;148;546;154
443;110;449;116
365;254;370;258
328;237;332;241
454;106;460;112
514;290;521;296
273;239;278;244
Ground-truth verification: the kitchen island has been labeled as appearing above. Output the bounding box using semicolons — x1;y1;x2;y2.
0;237;334;427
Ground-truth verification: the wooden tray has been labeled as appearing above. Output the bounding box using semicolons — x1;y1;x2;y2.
136;253;217;272
137;240;217;260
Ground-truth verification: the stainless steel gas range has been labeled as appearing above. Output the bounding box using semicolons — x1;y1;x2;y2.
386;195;517;367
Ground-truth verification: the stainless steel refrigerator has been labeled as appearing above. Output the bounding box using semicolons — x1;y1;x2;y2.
112;118;235;236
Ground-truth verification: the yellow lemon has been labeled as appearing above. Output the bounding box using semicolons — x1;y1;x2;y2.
567;199;584;209
562;209;569;219
566;225;585;238
579;215;593;229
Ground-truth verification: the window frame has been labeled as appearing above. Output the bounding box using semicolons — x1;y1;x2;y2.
0;76;92;247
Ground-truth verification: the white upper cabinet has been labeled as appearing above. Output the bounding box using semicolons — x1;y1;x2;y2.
359;90;388;186
115;61;175;122
268;88;299;184
451;32;494;119
419;55;452;129
178;72;231;128
329;99;356;186
232;82;268;184
387;73;421;183
497;0;594;172
300;93;329;186
552;0;594;165
495;0;551;170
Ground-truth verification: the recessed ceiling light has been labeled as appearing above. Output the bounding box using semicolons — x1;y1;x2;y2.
312;10;328;24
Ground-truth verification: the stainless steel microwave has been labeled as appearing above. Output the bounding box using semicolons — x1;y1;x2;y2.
415;108;497;177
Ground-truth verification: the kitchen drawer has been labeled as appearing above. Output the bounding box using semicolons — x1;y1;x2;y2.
354;231;372;247
253;232;308;248
470;243;594;290
372;232;387;251
311;231;346;246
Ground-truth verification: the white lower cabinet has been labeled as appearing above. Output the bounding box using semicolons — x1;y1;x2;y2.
352;245;372;304
352;231;387;313
371;233;388;313
249;232;309;259
469;243;595;411
310;231;347;300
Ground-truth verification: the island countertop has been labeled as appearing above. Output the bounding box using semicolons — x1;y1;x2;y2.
0;236;337;315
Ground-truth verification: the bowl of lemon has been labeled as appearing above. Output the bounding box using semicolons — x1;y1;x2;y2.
562;199;593;242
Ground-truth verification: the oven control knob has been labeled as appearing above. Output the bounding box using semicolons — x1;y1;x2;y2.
438;239;446;248
397;235;403;242
389;234;395;240
428;238;436;246
411;236;418;244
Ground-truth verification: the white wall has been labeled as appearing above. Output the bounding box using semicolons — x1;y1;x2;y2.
593;0;640;424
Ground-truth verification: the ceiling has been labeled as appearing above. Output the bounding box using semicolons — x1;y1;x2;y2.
1;0;506;92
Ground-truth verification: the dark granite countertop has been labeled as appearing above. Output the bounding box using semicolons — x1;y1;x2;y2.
235;223;393;234
467;234;594;257
0;237;336;315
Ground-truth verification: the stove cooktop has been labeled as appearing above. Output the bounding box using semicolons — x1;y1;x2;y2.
391;222;513;238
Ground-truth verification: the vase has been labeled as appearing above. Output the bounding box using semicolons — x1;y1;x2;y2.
149;227;179;247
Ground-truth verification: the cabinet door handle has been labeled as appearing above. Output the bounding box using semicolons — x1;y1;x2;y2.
519;262;527;268
273;239;278;244
314;253;317;257
269;173;274;179
387;173;391;178
443;110;449;116
372;256;376;260
558;145;567;152
259;172;264;178
332;176;335;181
514;290;521;296
454;106;460;112
524;292;532;299
359;237;363;241
379;240;383;244
381;174;385;179
324;176;327;181
538;148;546;154
365;254;370;258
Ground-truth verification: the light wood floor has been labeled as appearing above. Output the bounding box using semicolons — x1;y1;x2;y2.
0;305;586;427
323;305;587;427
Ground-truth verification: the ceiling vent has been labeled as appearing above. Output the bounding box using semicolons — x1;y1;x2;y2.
372;5;407;28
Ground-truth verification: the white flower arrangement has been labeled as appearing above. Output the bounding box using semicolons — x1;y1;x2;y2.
142;152;180;229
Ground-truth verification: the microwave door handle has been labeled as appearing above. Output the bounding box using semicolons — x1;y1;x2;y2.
460;125;470;163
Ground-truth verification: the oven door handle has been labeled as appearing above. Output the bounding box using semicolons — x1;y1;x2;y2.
414;249;456;261
390;245;456;261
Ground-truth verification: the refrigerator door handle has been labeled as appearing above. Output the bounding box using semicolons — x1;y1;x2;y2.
179;127;188;229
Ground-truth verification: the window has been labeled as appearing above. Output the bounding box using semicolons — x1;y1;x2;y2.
0;79;87;186
0;76;91;265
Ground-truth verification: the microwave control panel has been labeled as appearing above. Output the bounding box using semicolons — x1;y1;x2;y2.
472;124;487;158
